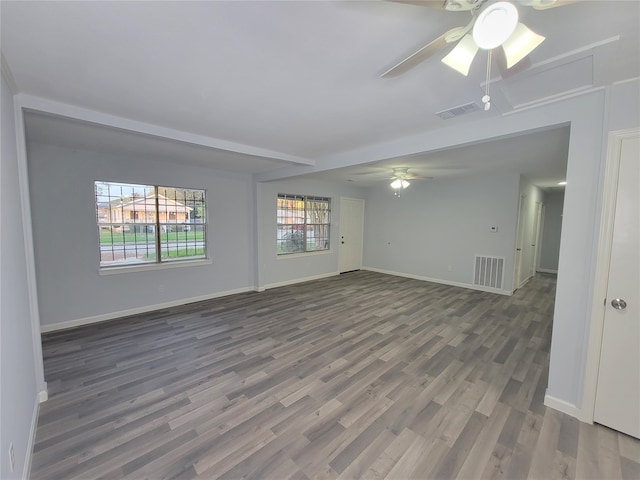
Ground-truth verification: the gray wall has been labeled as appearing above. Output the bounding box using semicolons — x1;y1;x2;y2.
256;178;365;288
1;69;39;479
544;92;606;409
609;80;640;131
27;142;255;328
363;173;520;293
538;192;564;273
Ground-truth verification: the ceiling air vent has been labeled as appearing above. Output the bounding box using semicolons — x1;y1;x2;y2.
436;102;481;120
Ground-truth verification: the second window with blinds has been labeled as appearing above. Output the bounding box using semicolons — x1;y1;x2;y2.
277;194;331;255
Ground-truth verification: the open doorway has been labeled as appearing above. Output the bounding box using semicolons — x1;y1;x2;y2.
537;191;565;275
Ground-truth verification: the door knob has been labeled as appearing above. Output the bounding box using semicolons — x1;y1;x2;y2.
611;298;627;310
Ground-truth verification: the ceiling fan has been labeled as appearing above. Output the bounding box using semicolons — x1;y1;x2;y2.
389;167;431;190
382;0;574;80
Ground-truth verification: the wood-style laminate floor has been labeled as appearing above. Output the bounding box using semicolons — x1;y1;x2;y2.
32;271;640;479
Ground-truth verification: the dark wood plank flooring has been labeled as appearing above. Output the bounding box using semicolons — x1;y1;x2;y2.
31;271;640;479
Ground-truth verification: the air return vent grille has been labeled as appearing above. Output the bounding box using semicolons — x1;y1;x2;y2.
436;102;481;120
474;255;504;290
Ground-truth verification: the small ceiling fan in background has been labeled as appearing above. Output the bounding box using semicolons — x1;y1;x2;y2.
350;166;432;193
353;167;431;186
382;0;575;108
388;167;432;195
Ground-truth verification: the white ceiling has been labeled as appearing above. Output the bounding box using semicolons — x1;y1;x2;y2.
2;0;639;186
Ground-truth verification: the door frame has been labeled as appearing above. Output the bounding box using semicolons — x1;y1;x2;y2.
536;203;547;273
513;194;527;291
580;127;640;423
531;201;543;277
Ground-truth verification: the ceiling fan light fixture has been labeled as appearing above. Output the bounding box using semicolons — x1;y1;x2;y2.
472;1;519;50
390;178;411;189
501;22;545;68
441;34;478;76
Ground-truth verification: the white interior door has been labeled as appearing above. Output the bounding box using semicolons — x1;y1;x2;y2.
594;133;640;439
339;197;364;273
531;201;542;276
513;195;526;290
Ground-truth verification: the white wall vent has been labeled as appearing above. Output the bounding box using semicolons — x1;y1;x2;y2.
474;255;505;290
436;102;481;120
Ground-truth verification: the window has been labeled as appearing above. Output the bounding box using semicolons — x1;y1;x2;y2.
95;181;207;268
277;194;330;255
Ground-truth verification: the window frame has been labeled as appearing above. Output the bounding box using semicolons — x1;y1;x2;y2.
95;181;208;271
276;193;331;256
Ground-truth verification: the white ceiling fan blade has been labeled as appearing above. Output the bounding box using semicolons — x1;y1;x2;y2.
381;27;465;78
387;0;448;9
441;34;478;76
518;0;577;10
387;0;485;10
501;22;545;68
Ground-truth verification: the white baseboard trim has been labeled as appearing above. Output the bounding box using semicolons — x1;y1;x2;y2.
544;392;582;419
363;267;512;296
537;268;558;274
38;387;48;403
40;286;255;333
261;272;339;291
25;393;40;478
515;274;533;291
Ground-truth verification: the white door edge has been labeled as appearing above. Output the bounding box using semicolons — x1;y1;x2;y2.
513;194;527;291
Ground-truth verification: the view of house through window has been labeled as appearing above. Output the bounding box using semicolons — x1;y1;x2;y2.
95;181;207;267
277;194;330;254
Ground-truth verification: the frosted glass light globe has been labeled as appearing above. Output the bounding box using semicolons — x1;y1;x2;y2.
473;2;519;50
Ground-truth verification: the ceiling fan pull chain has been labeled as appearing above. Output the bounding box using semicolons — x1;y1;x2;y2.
482;49;492;111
